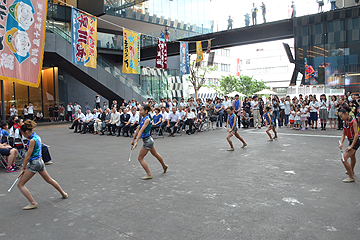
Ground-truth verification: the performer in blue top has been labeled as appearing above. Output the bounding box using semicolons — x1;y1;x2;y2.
264;106;278;141
132;105;168;180
226;106;247;151
17;120;68;210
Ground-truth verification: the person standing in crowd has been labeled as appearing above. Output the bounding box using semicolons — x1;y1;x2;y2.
338;107;358;183
291;1;296;18
272;96;280;127
294;107;301;130
260;2;266;23
226;106;247;151
232;94;242;128
300;103;308;130
328;96;338;129
10;104;18;117
84;102;91;112
206;99;216;130
319;94;328;130
227;15;233;30
28;103;34;120
131;104;168;180
279;97;285;127
66;102;74;121
53;104;59;122
23;105;28;120
214;98;224;130
251;95;261;129
284;96;291;127
309;96;319;130
222;96;232;127
49;105;55;122
103;102;108;111
264;106;277;141
251;3;258;25
95;94;101;109
73;102;81;119
17;120;68;210
59;104;65;121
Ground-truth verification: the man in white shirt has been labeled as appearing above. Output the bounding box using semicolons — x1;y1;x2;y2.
223;95;232;127
67;102;74;121
251;95;261;129
251;3;257;25
95;94;101;109
28;102;34;120
178;106;186;131
124;108;139;137
160;107;169;130
81;109;94;134
71;110;85;133
167;107;181;137
309;98;319;130
179;98;187;108
73;102;81;118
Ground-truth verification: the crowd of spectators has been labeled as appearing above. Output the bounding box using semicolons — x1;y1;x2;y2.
67;91;358;137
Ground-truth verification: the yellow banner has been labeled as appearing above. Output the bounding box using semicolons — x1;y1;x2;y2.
123;29;141;74
196;41;203;63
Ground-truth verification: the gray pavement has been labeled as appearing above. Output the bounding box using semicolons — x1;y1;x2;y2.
1;125;359;240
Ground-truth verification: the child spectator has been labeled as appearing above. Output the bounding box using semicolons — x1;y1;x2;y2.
289;106;295;130
300;104;308;130
294;107;301;130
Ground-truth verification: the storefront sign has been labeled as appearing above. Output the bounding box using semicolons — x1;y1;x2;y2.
180;42;190;75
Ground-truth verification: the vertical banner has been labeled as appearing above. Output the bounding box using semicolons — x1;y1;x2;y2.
123;29;140;74
156;38;167;69
236;58;241;76
0;0;48;87
207;40;211;53
71;8;97;69
180;42;190;75
196;41;203;62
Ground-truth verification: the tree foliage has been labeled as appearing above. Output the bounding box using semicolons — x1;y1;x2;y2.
187;61;217;98
210;75;269;97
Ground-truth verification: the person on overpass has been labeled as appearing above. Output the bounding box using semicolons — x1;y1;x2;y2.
291;1;296;18
244;13;250;27
227;16;233;30
251;3;258;25
330;0;337;10
261;2;266;23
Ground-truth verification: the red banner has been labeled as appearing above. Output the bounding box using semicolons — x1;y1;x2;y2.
207;40;211;53
156;38;167;69
236;58;241;76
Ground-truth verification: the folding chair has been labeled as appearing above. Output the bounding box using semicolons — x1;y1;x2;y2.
0;153;7;169
152;125;164;139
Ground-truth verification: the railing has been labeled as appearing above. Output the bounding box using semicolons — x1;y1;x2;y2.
46;20;151;100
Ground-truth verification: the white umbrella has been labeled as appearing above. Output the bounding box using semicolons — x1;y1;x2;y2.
228;92;246;97
254;89;277;95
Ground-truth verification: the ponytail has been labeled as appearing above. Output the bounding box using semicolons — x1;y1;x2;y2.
21;120;36;132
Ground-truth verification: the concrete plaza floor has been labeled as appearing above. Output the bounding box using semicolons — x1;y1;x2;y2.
1;124;359;240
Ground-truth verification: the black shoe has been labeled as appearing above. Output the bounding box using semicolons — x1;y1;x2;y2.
112;133;116;136
81;132;86;134
73;130;77;133
107;133;112;136
69;127;74;129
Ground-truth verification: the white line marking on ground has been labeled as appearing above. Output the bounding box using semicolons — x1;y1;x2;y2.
244;130;341;138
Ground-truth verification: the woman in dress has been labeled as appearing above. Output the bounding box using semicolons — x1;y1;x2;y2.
328;95;337;129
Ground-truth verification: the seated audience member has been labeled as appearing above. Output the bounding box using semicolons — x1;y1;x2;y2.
123;108;139;137
101;108;111;135
9;118;23;147
167;107;181;137
87;109;98;133
178;106;186;131
36;111;43;123
71;110;86;133
0;120;10;143
0;142;18;172
117;108;130;137
241;111;250;128
94;108;105;134
81;109;94;134
151;107;163;133
197;107;207;130
185;106;196;135
160;107;169;131
107;107;120;136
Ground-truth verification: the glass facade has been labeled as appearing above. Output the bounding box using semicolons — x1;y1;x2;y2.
294;8;360;93
0;67;67;118
141;68;184;101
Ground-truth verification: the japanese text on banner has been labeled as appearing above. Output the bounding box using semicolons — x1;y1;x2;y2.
71;7;97;69
0;0;48;87
123;29;140;74
156;38;167;69
180;42;190;75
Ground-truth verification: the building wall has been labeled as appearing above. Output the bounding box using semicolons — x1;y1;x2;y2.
66;74;108;110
